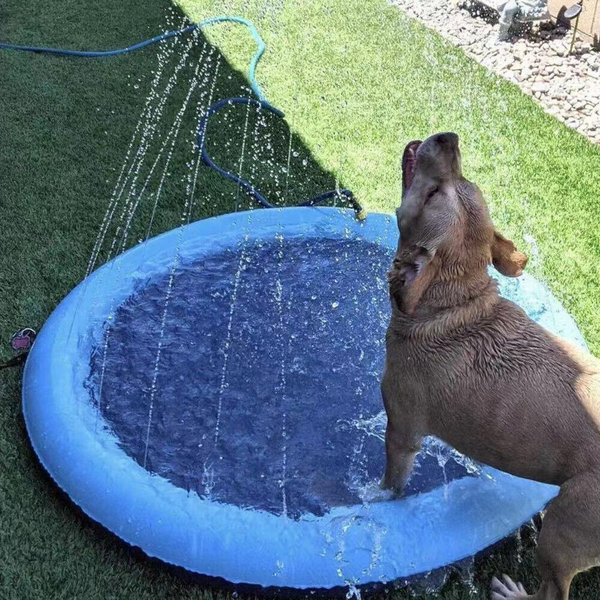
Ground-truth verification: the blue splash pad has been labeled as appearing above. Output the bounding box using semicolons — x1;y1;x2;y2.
87;236;474;519
23;208;586;590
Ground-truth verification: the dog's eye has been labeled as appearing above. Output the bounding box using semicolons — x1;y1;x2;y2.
425;186;439;203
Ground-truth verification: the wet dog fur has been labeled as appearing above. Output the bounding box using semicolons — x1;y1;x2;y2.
381;132;600;600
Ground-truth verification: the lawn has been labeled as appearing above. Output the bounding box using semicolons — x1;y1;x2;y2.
1;0;600;598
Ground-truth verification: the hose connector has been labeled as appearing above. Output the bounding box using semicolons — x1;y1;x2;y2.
355;207;368;221
344;191;367;221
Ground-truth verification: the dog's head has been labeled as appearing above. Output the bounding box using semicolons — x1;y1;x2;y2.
391;132;527;314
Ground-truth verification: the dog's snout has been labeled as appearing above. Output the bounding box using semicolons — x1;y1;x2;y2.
433;132;459;148
417;132;460;161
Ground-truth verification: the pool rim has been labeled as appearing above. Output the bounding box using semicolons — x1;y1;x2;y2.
23;207;571;589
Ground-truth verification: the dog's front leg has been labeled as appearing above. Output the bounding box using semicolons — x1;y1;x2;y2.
380;375;422;495
381;423;421;496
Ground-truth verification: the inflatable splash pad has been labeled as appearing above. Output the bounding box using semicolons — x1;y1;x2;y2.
23;207;587;591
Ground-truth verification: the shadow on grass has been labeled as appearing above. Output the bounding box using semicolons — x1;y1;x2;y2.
0;0;351;338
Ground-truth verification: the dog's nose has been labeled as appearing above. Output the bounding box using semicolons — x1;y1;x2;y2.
434;132;459;147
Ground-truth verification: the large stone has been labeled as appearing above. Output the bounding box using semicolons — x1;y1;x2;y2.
584;116;599;130
521;67;533;80
551;88;568;100
532;81;550;93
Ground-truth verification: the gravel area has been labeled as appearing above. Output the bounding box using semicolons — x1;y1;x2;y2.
391;0;600;144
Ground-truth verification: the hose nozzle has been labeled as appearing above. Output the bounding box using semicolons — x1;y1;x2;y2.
355;207;368;221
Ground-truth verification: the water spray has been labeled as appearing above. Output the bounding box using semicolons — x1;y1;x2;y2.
197;97;367;218
0;16;366;220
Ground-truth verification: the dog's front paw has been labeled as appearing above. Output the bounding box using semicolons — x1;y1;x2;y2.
491;575;529;599
379;475;404;498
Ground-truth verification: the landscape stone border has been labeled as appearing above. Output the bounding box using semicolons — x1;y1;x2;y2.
391;0;600;144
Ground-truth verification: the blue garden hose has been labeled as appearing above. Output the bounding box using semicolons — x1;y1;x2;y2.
197;97;366;218
0;17;268;100
1;16;366;219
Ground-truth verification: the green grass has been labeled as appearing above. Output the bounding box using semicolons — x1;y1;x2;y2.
1;0;600;597
179;0;600;355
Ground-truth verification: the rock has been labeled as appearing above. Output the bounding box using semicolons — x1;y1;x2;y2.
532;81;550;93
389;0;599;146
520;67;533;80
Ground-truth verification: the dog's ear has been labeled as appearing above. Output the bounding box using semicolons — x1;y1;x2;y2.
388;248;437;314
491;230;527;277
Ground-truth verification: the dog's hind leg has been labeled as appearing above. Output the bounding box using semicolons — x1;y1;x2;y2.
380;374;422;495
491;471;600;600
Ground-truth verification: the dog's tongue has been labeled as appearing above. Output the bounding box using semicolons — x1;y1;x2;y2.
402;140;421;196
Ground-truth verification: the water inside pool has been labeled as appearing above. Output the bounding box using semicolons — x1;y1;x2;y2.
87;235;479;518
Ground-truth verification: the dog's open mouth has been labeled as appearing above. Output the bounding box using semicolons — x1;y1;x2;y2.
402;140;422;196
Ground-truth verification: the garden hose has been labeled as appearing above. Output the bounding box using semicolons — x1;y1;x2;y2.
0;15;366;219
198;97;367;218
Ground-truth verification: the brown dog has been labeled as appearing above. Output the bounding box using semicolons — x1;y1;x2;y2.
381;132;600;600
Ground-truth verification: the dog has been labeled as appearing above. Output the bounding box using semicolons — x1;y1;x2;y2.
381;132;600;600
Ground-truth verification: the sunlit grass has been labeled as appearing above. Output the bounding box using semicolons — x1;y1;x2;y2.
180;0;600;358
1;0;600;598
